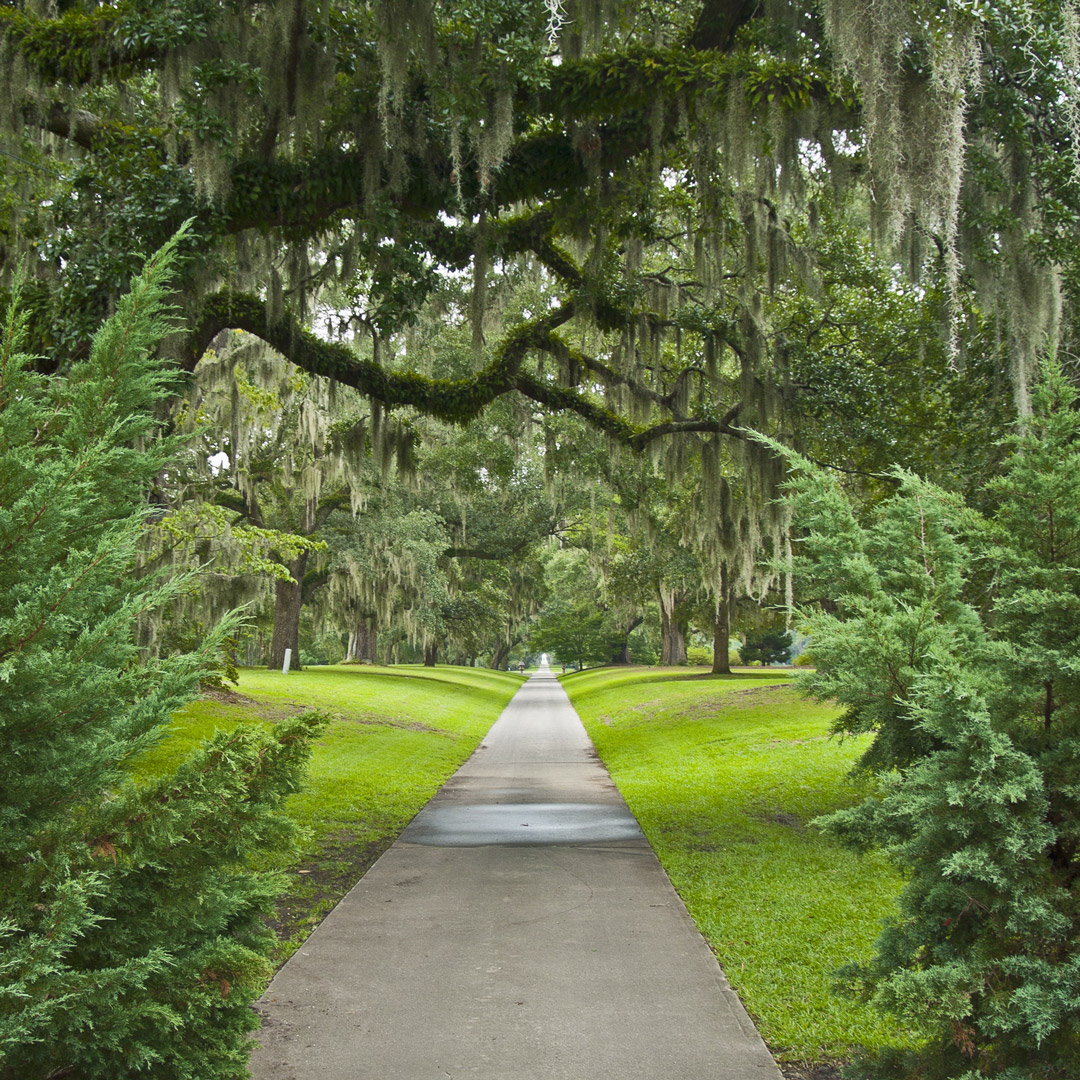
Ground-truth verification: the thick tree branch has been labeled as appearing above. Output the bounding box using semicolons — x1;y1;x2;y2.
626;405;743;451
301;568;330;604
189;291;748;454
39;103;100;151
313;490;350;529
188;289;577;424
2;4;191;84
219;46;851;239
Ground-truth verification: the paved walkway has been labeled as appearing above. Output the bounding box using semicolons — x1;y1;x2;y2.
249;666;782;1079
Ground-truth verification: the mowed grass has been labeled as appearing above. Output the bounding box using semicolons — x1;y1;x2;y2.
137;663;524;957
563;665;914;1066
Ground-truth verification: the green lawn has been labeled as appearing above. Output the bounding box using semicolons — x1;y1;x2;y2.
140;660;910;1068
138;663;524;956
562;665;914;1067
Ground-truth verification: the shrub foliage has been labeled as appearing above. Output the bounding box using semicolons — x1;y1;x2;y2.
0;235;324;1080
738;626;795;666
782;361;1080;1079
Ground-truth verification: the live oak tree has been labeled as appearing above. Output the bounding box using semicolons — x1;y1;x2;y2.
4;0;1072;601
326;491;454;665
410;402;564;666
167;326;567;671
528;546;618;669
164;335;373;670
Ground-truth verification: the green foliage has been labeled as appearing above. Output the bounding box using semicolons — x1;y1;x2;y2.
0;237;323;1080
528;547;626;666
157;502;328;584
627;622;660;665
775;213;1011;491
781;359;1080;1079
739;626;795;666
783;460;984;772
0;0;1033;477
157;622;241;689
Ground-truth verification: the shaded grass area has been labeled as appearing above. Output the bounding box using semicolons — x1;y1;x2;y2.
562;665;913;1071
137;664;524;960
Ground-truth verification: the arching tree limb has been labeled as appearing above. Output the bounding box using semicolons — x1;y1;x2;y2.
187;290;747;453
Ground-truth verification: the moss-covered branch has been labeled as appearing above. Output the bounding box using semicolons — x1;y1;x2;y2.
187;288;746;453
32;102;103;152
626;408;742;451
535;44;850;123
1;3;208;84
541;332;671;413
217;43;853;240
188;289;576;425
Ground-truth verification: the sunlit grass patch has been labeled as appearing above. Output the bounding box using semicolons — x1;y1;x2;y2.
563;665;912;1066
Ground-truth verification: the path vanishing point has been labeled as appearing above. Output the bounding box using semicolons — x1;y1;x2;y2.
249;664;784;1079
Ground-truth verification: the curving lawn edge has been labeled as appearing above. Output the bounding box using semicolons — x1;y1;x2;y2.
561;664;914;1073
137;663;525;960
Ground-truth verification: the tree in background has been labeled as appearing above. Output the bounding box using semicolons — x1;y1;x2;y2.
0;237;324;1079
738;625;794;666
326;498;452;665
410;394;564;666
777;360;1080;1080
528;547;624;669
163;336;375;670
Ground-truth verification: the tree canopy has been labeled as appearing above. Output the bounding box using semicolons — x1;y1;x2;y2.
5;0;1074;443
4;3;1075;652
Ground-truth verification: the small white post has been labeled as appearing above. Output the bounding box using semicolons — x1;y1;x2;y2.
282;648;292;675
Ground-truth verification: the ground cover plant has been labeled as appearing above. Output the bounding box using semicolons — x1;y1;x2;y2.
561;665;911;1073
137;664;524;957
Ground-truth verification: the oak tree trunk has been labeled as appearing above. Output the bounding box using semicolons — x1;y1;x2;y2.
269;550;309;671
712;564;733;675
609;615;644;665
659;589;688;666
491;638;515;670
660;621;688;665
346;613;378;663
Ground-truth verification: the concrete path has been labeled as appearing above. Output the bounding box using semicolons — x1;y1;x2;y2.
249;665;782;1080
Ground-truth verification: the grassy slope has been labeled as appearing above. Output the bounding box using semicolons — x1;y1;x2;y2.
137;663;524;956
563;665;913;1066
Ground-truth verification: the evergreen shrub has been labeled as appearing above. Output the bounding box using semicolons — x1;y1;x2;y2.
778;360;1080;1079
0;234;324;1080
738;626;795;665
